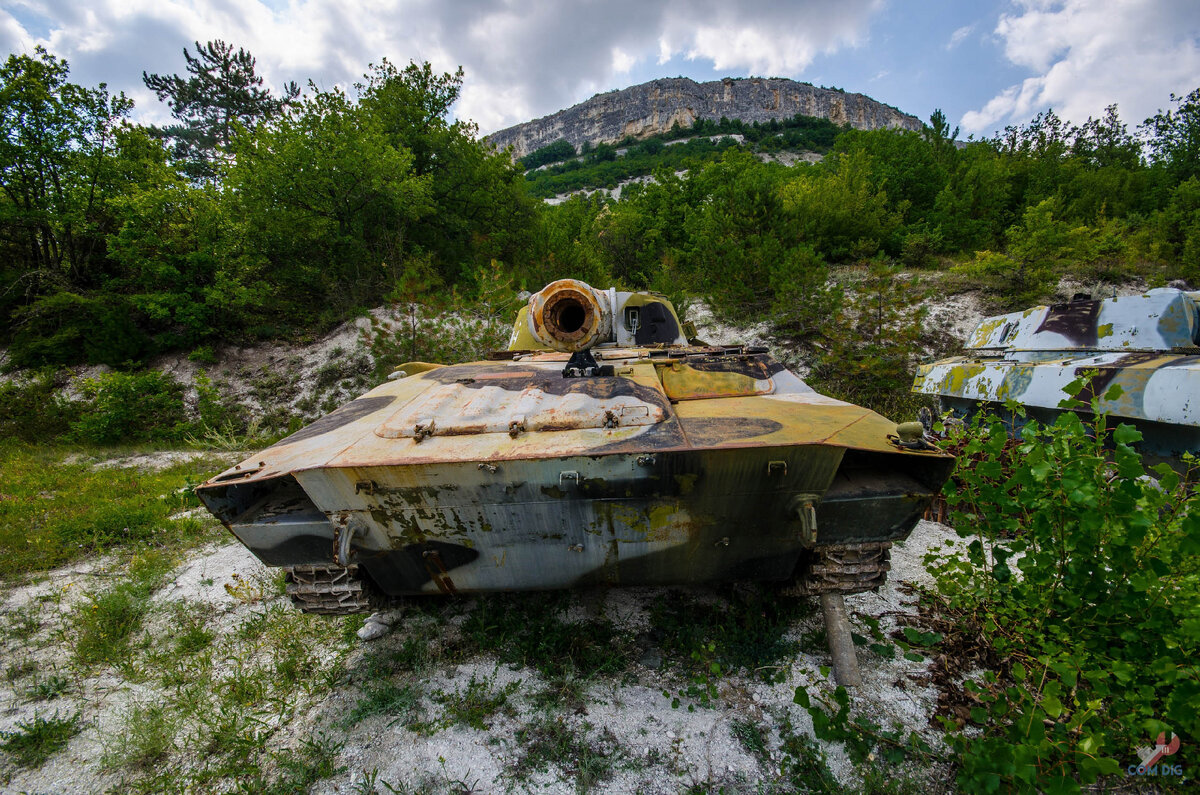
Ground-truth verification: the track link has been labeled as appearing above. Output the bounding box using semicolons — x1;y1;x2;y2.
285;564;381;615
783;542;892;597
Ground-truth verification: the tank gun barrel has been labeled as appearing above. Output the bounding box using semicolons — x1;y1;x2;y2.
527;279;613;352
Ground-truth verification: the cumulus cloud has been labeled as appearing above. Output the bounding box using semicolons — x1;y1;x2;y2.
0;0;885;134
962;0;1200;135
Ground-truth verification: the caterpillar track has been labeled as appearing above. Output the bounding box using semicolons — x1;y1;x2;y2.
783;542;892;597
284;564;382;615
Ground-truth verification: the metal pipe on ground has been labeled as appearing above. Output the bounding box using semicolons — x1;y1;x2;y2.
819;592;862;687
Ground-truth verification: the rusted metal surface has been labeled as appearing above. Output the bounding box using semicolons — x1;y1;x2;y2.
913;288;1200;458
285;564;380;614
197;280;953;607
511;284;688;351
527;279;612;352
789;542;892;595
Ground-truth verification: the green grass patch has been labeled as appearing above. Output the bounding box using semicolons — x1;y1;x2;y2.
258;734;345;795
174;612;216;656
1;711;82;768
93;598;355;792
457;593;633;680
0;442;228;579
435;675;519;731
342;681;420;727
730;718;770;762
4;658;36;683
71;550;176;668
509;716;622;791
411;674;520;735
104;703;177;770
650;586;813;680
3;605;42;641
25;673;70;702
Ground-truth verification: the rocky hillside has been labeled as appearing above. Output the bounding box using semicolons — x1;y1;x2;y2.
486;76;921;159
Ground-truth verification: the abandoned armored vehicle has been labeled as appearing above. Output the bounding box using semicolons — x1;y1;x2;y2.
197;280;954;614
912;287;1200;459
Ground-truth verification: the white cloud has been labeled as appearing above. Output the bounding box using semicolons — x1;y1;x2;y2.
0;10;36;56
962;0;1200;135
0;0;886;135
946;23;974;49
611;47;636;74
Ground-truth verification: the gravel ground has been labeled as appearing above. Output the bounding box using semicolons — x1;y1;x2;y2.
1;519;964;794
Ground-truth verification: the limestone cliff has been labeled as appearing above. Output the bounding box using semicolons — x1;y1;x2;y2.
485;77;921;159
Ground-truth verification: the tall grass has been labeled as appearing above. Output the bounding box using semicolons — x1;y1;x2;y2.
0;443;227;579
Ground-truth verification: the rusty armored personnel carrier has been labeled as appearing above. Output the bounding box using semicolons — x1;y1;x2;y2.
197;280;953;681
913;287;1200;459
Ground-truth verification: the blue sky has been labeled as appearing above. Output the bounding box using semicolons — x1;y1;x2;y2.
2;1;1198;138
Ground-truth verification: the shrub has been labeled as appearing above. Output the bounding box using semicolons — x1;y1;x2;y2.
953;246;1060;310
0;371;79;441
928;383;1200;791
69;371;188;444
8;292;151;368
899;223;944;268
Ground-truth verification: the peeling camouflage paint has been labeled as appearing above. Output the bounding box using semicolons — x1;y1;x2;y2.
914;288;1200;458
199;281;953;598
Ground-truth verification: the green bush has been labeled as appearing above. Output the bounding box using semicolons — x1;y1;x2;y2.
929;384;1200;792
0;371;79;441
70;371;188;444
8;292;152;368
778;150;902;262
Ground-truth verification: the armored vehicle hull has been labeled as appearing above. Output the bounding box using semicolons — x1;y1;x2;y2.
913;288;1200;459
197;281;953;614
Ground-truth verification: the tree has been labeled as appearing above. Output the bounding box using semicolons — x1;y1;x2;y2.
227;84;432;321
778;149;902;262
1142;88;1200;184
923;108;960;169
931;145;1013;250
834;128;947;217
681;150;794;313
1072;105;1141;170
807;261;925;417
143;40;299;179
519;139;576;170
0;48;134;344
357;60;537;284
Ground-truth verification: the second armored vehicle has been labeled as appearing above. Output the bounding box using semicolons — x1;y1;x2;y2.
913;287;1200;459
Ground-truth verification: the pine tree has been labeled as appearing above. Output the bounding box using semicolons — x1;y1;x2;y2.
143;40;299;179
